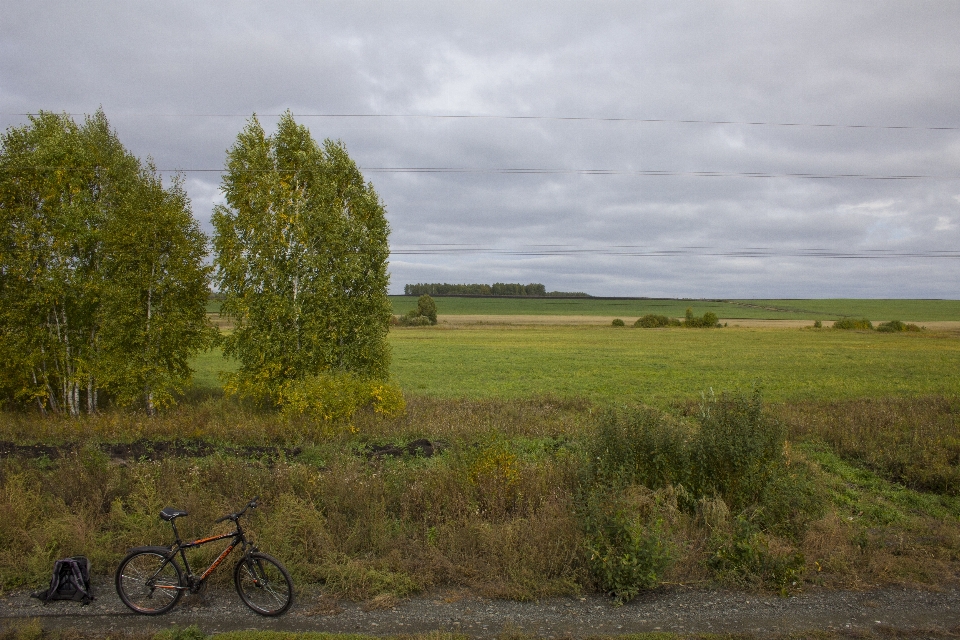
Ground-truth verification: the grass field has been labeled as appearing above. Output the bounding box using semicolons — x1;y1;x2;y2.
391;325;960;403
192;325;960;405
6;300;960;605
388;296;960;321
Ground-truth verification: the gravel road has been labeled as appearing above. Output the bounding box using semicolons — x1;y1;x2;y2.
3;582;960;638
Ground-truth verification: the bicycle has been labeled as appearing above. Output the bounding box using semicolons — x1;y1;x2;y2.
115;497;293;616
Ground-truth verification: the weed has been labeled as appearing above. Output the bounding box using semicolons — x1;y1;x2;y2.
779;396;960;494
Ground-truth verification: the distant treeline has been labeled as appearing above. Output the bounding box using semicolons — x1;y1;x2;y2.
403;283;591;297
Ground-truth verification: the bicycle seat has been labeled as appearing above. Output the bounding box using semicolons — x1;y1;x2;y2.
160;507;189;521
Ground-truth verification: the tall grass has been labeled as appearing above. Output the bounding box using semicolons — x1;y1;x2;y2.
778;396;960;494
3;394;960;600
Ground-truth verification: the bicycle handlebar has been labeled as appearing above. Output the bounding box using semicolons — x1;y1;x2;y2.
215;497;260;524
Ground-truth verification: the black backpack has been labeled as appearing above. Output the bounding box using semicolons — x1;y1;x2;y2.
31;556;94;604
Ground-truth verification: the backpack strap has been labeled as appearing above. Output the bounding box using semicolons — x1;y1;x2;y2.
65;558;93;603
30;558;66;603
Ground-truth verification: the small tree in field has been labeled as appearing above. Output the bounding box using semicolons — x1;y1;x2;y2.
417;294;438;324
212;113;392;405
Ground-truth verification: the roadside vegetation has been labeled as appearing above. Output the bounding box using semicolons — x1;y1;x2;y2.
2;389;959;604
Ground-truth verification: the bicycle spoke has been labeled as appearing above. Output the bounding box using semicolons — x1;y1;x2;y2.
116;551;183;614
234;553;292;615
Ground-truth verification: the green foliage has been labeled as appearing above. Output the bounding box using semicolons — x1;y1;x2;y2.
634;314;681;328
707;515;805;592
416;295;438;324
683;308;720;328
833;318;873;330
813;320;822;328
213;113;392;404
580;391;823;597
611;318;625;327
394;313;433;327
0;111;213;414
583;486;677;603
393;294;438;326
278;372;406;429
690;389;786;512
876;320;922;333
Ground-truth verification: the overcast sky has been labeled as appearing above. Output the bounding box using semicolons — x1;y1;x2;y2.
3;1;959;297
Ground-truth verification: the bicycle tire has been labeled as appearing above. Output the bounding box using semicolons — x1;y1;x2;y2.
234;551;293;615
116;549;184;614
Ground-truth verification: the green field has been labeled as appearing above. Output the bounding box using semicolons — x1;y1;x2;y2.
191;325;960;405
389;325;960;403
388;296;960;321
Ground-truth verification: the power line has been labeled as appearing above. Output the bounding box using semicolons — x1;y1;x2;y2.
390;245;960;259
3;112;957;131
10;166;958;180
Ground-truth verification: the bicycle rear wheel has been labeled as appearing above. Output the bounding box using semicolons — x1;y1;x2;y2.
234;551;293;615
116;549;184;614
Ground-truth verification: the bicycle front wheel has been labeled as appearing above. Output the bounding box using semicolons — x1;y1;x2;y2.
234;551;293;615
116;550;184;614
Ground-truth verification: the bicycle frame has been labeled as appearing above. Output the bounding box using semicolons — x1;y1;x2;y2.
157;517;253;592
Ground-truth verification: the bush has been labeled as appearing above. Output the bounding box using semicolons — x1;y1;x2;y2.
583;486;678;602
394;314;432;327
876;320;923;333
833;318;873;330
278;371;406;428
634;314;680;328
395;295;438;326
611;318;625;327
690;389;786;512
417;294;438;324
813;320;822;328
682;308;721;328
580;390;823;598
707;515;805;593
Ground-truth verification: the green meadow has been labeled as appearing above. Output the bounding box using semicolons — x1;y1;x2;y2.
389;325;960;404
192;323;960;405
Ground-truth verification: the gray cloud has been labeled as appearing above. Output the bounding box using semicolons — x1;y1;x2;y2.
2;0;959;297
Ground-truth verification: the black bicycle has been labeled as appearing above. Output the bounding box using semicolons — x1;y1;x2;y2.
115;497;293;616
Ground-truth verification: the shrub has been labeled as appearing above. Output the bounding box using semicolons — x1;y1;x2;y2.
690;389;786;512
395;294;438;326
634;314;680;328
833;318;873;330
580;390;823;598
416;294;438;324
682;308;721;328
876;320;922;333
707;515;805;593
583;485;678;603
611;318;625;327
394;313;433;327
277;371;406;428
813;320;822;328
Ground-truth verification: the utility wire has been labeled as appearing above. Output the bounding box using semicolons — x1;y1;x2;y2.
10;166;958;180
390;246;960;259
3;112;957;131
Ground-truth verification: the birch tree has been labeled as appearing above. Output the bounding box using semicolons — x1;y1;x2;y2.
0;111;212;414
212;113;391;403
